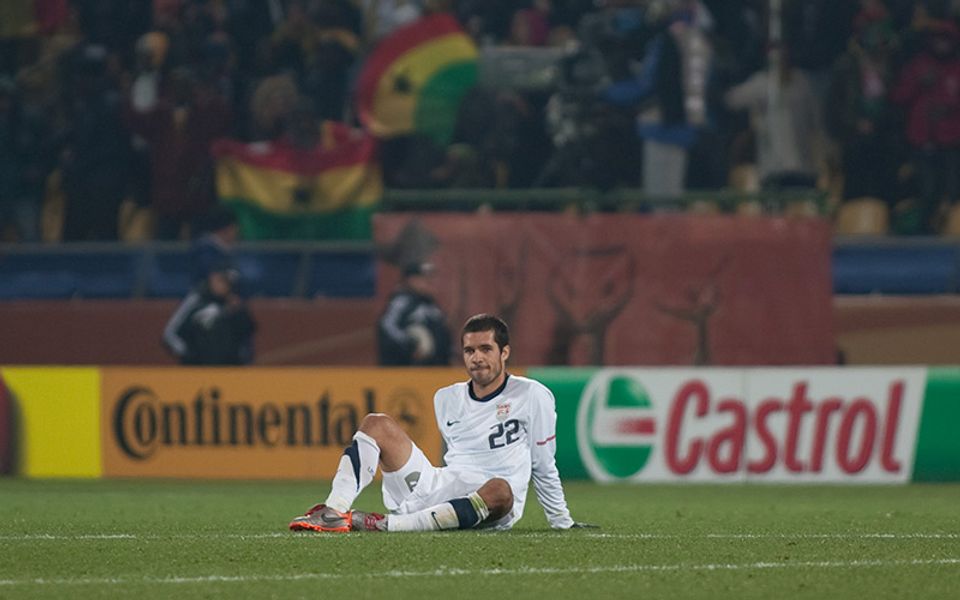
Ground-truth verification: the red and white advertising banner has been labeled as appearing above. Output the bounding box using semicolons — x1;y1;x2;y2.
572;368;926;483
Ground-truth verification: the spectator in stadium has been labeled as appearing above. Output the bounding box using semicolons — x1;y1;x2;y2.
222;0;287;77
268;0;360;123
600;0;713;199
826;8;901;204
377;261;452;366
359;0;422;44
290;313;595;532
249;73;299;141
538;48;639;189
891;18;960;233
781;0;859;104
724;45;821;191
0;75;48;242
127;65;233;240
58;43;132;241
506;3;551;47
69;0;151;58
456;0;517;45
162;263;256;366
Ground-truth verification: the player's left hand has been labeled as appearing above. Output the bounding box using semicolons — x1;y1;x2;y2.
569;521;600;529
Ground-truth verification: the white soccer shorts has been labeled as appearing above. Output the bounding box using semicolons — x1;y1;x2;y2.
380;442;515;529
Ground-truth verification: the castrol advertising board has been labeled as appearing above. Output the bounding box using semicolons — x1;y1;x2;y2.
536;368;926;483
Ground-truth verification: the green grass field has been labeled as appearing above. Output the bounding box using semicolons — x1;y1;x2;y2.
1;479;959;599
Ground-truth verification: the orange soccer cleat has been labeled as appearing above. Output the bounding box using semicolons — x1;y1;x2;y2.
289;503;353;533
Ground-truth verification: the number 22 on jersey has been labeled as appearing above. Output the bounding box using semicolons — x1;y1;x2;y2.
488;419;521;449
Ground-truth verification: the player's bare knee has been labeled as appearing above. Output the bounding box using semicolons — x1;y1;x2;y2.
359;413;413;471
358;413;398;443
478;478;513;519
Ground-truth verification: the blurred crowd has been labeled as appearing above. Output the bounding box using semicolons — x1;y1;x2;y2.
4;0;960;240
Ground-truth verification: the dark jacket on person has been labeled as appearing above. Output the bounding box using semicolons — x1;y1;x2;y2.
377;288;451;366
163;281;256;365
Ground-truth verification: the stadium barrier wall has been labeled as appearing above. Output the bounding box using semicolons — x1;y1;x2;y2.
2;366;958;482
0;299;379;366
834;296;960;365
6;297;960;367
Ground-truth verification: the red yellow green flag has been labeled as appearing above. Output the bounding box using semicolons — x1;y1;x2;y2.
355;13;478;144
213;123;382;240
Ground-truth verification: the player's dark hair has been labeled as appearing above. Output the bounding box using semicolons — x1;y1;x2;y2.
461;313;510;350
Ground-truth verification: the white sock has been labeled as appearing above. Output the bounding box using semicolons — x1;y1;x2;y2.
324;431;380;512
387;492;490;532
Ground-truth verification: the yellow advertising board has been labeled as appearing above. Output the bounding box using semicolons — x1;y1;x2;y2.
100;367;460;479
0;367;102;478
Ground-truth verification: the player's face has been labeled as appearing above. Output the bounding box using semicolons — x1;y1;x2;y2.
462;330;510;393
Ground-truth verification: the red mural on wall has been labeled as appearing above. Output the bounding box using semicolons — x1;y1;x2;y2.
374;213;835;366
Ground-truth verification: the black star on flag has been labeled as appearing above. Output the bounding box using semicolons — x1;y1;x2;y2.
292;186;312;206
393;71;412;94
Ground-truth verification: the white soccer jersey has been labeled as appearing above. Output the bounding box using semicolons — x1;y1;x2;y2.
433;374;574;528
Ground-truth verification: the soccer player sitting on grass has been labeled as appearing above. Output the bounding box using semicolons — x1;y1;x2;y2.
290;313;595;532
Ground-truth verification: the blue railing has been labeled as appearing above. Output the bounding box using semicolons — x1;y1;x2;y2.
0;241;374;300
3;235;960;299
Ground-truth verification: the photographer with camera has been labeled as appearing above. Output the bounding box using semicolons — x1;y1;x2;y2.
163;206;256;366
162;263;257;366
377;261;452;367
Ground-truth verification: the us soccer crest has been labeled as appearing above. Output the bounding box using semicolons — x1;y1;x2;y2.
496;403;511;421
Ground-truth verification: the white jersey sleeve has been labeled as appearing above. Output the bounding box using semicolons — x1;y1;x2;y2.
528;382;574;529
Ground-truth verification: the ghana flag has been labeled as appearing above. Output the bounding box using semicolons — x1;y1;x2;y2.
356;13;478;145
213;123;382;240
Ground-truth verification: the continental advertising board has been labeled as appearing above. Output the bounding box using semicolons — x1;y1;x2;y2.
100;368;453;479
